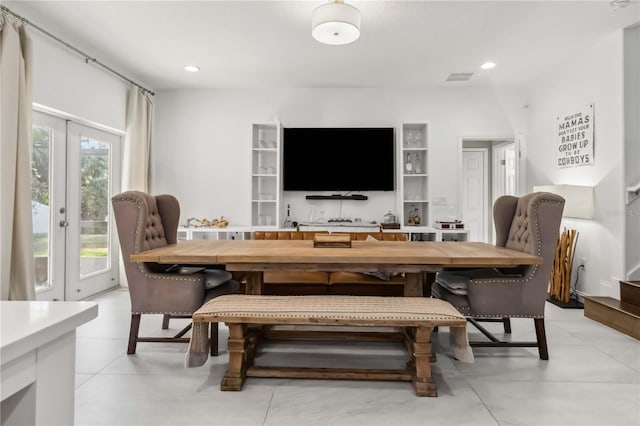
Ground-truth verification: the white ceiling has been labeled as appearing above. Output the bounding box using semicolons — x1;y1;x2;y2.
5;1;640;91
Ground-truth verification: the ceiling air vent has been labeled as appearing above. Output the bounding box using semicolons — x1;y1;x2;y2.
446;72;474;82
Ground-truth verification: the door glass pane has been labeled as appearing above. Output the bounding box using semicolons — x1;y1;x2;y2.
32;126;52;288
79;137;111;277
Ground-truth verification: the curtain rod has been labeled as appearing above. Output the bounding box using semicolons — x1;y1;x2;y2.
1;5;155;96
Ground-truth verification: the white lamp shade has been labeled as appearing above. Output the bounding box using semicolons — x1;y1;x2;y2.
312;1;361;45
533;184;594;219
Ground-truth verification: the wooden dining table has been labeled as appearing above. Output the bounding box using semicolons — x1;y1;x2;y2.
131;239;542;297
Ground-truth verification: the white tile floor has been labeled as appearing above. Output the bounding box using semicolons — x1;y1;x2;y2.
75;288;639;426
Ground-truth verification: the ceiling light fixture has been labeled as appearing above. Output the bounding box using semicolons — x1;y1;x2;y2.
480;62;496;70
184;65;200;72
312;0;361;46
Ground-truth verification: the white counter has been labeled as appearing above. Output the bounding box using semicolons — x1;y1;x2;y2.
1;301;98;426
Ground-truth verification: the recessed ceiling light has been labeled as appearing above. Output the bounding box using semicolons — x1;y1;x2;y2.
481;62;496;70
184;65;200;72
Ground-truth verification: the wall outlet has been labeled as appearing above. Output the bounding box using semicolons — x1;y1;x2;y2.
579;258;587;269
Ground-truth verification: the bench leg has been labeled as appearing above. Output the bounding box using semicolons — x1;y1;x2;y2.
221;324;248;391
409;326;437;397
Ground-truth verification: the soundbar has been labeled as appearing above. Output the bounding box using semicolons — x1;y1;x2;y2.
305;194;368;201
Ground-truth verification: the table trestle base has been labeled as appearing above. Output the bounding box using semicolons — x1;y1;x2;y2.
222;323;437;396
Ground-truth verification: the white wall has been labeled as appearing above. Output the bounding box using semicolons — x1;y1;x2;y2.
153;87;517;227
30;31;128;131
525;31;626;298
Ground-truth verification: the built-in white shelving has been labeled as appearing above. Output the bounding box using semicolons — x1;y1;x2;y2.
398;123;430;228
251;122;282;227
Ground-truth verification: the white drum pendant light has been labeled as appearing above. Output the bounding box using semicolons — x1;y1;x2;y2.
312;0;361;45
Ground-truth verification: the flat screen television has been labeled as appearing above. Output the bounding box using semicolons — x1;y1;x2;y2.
283;127;395;192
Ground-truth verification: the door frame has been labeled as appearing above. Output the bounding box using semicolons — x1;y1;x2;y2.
32;111;67;301
457;134;521;243
492;140;517;202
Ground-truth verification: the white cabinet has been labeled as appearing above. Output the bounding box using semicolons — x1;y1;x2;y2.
398;123;429;228
439;229;469;242
396;226;469;242
251;122;282;227
1;301;98;426
178;227;253;241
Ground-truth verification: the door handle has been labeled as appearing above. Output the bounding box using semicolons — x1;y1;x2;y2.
59;220;68;228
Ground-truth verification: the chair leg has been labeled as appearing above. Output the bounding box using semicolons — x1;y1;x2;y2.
534;318;549;360
128;314;142;355
210;322;219;356
503;317;512;334
162;314;171;329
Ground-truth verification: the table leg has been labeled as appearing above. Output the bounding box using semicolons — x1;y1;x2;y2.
245;271;264;295
404;272;424;297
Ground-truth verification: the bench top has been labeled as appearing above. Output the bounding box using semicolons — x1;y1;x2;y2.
193;295;466;327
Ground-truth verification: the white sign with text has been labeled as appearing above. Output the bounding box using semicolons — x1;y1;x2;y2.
556;104;594;168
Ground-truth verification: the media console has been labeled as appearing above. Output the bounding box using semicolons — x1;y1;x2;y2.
305;194;368;201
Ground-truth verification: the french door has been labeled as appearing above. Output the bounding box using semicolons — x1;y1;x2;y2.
32;111;121;301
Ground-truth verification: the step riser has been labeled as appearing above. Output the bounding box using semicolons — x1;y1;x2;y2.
620;281;640;307
584;298;640;340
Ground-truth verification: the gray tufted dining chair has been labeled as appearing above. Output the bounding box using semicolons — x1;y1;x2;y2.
432;192;565;359
112;191;238;355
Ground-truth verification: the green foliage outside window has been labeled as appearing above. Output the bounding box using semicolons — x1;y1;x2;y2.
80;145;109;221
31;126;50;206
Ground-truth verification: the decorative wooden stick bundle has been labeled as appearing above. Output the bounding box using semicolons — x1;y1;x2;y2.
549;228;578;303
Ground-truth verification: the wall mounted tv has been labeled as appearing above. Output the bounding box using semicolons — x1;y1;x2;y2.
283;127;395;192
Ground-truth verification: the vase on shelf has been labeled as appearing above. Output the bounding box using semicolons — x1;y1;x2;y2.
404;153;413;174
414;153;422;174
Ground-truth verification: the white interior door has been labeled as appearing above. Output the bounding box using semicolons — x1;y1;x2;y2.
32;112;121;301
462;149;489;242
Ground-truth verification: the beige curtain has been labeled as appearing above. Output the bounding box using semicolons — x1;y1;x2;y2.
119;87;153;287
122;87;153;192
0;15;35;300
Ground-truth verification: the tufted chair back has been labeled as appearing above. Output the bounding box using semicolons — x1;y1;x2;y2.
432;192;565;359
112;191;239;356
112;191;205;314
491;192;565;289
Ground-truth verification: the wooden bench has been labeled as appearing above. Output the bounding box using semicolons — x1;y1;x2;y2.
187;295;472;397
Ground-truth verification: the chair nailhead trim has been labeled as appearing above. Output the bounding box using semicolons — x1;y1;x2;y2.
471;199;562;287
113;196;201;283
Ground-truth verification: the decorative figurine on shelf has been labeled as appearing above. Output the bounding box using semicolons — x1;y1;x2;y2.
211;217;229;228
186;217;201;227
408;206;421;225
408;205;415;225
